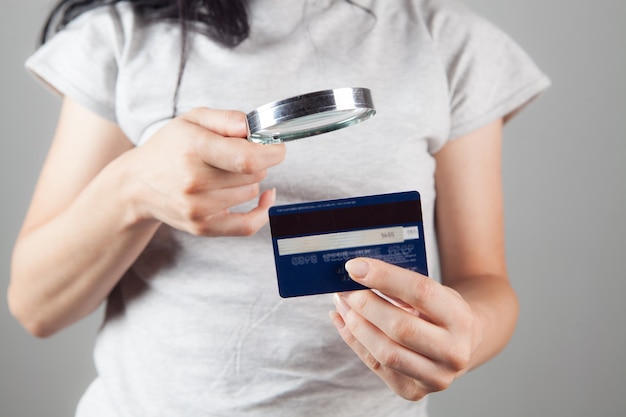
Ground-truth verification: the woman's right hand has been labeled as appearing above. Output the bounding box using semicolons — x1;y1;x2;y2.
9;99;284;337
125;107;286;236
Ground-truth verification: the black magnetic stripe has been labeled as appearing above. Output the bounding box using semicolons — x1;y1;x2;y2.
269;199;422;238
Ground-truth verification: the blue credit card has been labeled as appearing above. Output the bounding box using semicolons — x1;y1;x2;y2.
269;191;428;298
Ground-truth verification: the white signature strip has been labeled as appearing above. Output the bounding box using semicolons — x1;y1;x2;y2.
277;226;419;256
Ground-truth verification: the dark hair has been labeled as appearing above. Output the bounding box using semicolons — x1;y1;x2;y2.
41;0;250;115
41;0;250;47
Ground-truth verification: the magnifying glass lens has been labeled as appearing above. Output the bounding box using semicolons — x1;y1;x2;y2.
247;88;375;144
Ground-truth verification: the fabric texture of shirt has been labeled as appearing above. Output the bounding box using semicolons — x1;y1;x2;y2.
26;0;550;416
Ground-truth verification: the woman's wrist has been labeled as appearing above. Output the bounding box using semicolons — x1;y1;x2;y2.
109;149;163;231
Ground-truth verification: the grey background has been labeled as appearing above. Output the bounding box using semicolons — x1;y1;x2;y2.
1;0;624;416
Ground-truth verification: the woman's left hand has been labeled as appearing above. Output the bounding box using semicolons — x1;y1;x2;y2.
330;257;482;401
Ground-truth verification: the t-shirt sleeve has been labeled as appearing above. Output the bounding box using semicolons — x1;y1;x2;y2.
25;6;124;122
426;0;551;141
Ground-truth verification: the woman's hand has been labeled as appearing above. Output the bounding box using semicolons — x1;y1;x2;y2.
9;100;285;337
125;107;286;236
330;258;480;401
329;119;518;400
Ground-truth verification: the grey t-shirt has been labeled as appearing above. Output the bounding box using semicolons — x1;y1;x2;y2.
26;1;549;416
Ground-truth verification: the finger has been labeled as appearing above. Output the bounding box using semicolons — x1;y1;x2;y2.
329;310;427;401
181;108;249;138
149;182;260;235
340;289;452;365
191;188;276;237
345;258;467;328
181;164;268;194
185;123;286;175
330;295;453;398
183;182;263;217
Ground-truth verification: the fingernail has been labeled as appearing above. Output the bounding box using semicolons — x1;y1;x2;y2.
333;293;351;316
345;259;370;280
328;310;345;329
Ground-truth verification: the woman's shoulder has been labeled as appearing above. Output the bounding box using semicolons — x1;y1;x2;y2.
55;2;154;50
414;0;499;41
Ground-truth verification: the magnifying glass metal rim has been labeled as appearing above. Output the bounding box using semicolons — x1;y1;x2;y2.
247;87;375;144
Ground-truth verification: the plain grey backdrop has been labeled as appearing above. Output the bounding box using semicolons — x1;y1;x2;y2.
1;0;624;416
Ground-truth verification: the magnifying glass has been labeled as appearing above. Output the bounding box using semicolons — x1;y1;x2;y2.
247;87;375;144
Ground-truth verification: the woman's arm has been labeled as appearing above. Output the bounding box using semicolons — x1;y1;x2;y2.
330;118;518;400
9;97;285;337
434;117;518;369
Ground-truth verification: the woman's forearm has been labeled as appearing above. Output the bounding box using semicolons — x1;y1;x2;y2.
9;153;160;337
9;103;286;338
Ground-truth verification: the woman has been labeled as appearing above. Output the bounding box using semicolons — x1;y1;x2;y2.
9;0;549;415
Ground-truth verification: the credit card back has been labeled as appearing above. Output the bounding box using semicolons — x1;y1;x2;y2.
269;191;428;298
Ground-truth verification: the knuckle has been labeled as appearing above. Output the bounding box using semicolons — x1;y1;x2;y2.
362;351;383;372
399;384;427;402
403;391;426;402
180;174;203;195
187;215;219;237
235;152;261;174
236;217;260;237
429;374;453;393
189;215;206;229
388;317;419;345
377;349;403;370
413;276;436;304
421;367;455;393
444;343;472;372
174;148;203;191
179;199;200;220
188;223;208;237
349;291;371;312
255;169;268;182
